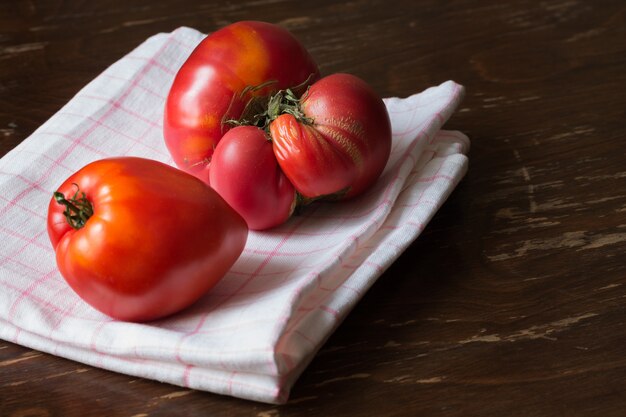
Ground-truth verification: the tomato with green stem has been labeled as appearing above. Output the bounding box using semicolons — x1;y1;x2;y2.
47;157;248;322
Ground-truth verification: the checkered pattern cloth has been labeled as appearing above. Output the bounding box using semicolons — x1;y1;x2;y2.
0;27;469;403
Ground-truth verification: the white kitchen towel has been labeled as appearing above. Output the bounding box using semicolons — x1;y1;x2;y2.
0;27;469;404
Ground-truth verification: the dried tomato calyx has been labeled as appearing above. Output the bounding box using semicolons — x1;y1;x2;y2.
266;88;314;126
53;183;93;230
224;74;317;134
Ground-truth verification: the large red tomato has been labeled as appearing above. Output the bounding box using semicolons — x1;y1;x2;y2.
164;21;320;184
47;157;248;322
270;73;392;199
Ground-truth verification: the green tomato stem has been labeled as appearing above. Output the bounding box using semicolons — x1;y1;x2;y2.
53;184;93;230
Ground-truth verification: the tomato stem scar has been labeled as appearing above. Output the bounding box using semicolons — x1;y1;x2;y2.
53;183;94;229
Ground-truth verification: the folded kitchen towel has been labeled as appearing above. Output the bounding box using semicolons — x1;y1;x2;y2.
0;27;469;404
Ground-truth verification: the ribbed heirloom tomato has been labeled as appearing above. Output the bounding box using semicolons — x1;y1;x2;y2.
47;157;248;322
165;21;392;230
270;73;392;200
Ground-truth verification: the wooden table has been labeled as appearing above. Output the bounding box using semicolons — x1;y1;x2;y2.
2;1;626;415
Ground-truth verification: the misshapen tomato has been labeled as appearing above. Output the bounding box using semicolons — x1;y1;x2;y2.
270;73;392;199
47;157;248;322
164;21;320;184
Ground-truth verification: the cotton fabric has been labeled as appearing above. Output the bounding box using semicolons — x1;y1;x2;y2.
0;27;469;403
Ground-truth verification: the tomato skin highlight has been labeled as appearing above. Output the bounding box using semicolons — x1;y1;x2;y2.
47;157;248;322
164;21;320;184
209;126;296;230
270;73;392;199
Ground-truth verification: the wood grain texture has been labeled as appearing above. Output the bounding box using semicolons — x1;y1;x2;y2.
2;0;626;415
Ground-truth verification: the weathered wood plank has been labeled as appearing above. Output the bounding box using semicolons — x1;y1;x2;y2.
1;0;626;415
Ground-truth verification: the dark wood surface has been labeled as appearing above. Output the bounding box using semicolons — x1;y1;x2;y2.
2;0;626;415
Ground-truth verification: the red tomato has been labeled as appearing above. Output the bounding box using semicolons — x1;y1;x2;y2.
47;157;248;322
164;21;320;184
209;126;296;230
270;73;392;199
